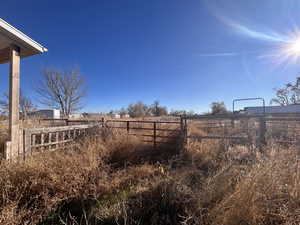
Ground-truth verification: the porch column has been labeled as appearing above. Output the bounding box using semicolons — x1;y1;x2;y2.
8;45;20;159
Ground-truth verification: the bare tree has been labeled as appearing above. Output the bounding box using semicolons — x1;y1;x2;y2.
127;101;150;118
210;101;227;115
36;67;86;118
271;77;300;106
0;91;36;118
150;100;168;116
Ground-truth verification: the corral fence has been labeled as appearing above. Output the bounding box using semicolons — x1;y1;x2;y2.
39;118;186;148
104;119;185;148
182;112;300;151
6;111;300;159
19;118;186;158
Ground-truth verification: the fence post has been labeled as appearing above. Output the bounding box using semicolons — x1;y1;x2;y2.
231;117;235;128
101;117;104;127
180;116;183;133
23;130;31;157
184;117;188;145
127;121;130;133
153;122;157;149
258;116;266;152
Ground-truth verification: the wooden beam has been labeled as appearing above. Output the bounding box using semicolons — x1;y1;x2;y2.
0;47;10;64
8;45;20;159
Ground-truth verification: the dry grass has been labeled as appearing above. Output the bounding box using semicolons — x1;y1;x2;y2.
0;122;300;224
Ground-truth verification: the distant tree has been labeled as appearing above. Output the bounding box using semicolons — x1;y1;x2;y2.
210;102;227;115
35;67;86;118
271;77;300;106
150;100;168;116
186;110;196;116
119;107;128;117
0;91;36;118
108;110;114;116
152;100;160;116
169;110;187;116
127;101;150;118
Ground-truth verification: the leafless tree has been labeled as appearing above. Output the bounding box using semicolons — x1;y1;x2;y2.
127;101;150;118
271;77;300;106
0;91;36;118
150;100;168;116
35;67;86;118
210;101;227;115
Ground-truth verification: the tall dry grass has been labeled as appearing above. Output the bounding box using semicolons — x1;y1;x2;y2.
0;124;299;224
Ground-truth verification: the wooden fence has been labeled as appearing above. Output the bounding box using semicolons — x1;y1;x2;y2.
17;118;185;159
22;124;100;158
12;113;300;160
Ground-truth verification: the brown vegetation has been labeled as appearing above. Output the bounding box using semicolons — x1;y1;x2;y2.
0;124;299;224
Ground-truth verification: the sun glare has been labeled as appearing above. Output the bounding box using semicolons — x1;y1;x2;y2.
277;34;300;65
287;38;300;55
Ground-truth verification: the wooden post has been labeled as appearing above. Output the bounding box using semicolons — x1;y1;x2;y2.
48;133;52;151
153;122;157;149
8;45;21;159
32;134;36;149
101;117;104;127
56;132;59;149
180;116;185;134
127;121;130;133
258;117;266;152
41;133;45;146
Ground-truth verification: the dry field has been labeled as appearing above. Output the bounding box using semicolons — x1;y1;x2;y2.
0;120;299;224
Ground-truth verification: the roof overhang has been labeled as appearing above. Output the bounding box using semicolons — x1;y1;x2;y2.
0;18;47;64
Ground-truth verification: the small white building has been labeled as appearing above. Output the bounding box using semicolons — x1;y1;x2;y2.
69;113;83;119
245;105;300;114
112;114;121;119
122;114;130;118
30;109;60;119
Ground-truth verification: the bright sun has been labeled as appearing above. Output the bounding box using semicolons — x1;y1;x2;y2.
279;36;300;64
287;38;300;54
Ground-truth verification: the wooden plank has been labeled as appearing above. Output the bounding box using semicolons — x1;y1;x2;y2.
153;122;156;148
33;139;73;148
41;133;45;145
32;134;36;146
23;124;97;134
23;130;31;155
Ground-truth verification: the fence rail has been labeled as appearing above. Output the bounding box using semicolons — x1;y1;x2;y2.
24;118;185;155
8;112;300;160
22;124;100;158
104;119;184;148
181;113;300;150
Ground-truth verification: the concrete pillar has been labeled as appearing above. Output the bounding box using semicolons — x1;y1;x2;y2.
8;45;20;159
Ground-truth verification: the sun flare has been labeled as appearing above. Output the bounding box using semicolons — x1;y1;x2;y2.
285;38;300;55
279;36;300;64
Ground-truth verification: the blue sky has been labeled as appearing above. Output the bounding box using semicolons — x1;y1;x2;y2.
1;0;300;113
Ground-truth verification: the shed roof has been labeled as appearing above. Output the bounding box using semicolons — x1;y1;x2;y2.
0;18;47;64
